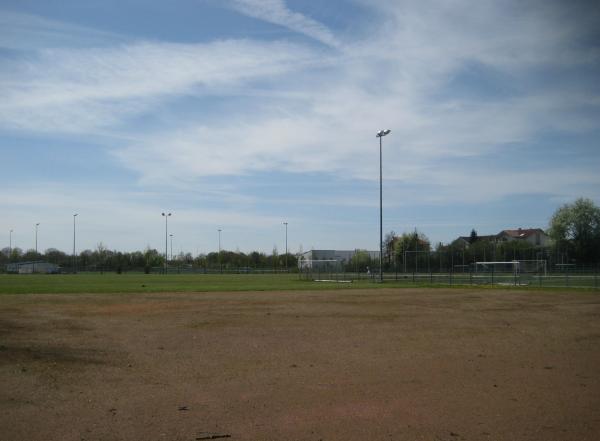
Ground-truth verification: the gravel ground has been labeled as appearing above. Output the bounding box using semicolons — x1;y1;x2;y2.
1;288;600;441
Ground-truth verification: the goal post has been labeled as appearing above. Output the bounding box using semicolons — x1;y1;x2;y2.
473;260;547;276
517;259;547;276
474;261;520;275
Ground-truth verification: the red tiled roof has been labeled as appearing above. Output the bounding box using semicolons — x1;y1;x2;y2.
500;228;545;238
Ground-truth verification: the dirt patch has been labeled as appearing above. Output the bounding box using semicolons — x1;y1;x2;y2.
1;288;600;441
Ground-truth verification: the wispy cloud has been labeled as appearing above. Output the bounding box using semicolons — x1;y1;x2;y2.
0;10;124;50
226;0;341;48
1;1;599;213
0;39;319;132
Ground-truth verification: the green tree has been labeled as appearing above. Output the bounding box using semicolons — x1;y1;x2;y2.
393;230;431;272
549;198;600;264
469;229;478;244
348;250;373;272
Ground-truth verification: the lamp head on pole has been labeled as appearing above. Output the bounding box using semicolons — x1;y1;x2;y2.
376;129;391;137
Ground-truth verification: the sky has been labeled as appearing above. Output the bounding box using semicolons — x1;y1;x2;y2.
1;0;599;256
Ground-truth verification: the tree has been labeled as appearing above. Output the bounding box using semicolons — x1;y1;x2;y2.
549;198;600;264
383;231;397;267
348;250;373;272
393;230;431;272
469;229;478;244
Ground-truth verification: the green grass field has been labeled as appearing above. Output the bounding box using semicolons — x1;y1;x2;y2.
0;273;371;294
1;272;598;295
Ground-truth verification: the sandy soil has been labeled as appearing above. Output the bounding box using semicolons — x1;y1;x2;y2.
1;288;600;441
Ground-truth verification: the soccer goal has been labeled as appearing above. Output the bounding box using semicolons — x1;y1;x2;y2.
517;259;547;276
474;260;547;276
474;261;520;275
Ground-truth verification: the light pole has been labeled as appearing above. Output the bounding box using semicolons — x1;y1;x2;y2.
34;223;40;273
162;212;171;274
376;129;391;283
73;214;78;273
169;234;174;261
35;223;40;255
218;229;222;273
283;222;288;271
9;229;13;259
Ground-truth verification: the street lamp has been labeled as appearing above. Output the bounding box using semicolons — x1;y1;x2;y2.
162;212;171;274
169;234;174;262
35;223;40;255
73;214;78;273
34;223;40;274
376;129;391;283
283;222;288;271
218;228;222;273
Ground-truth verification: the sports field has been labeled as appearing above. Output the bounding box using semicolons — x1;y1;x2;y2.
1;280;599;440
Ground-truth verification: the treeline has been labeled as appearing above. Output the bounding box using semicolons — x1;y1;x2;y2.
0;244;298;273
349;198;600;272
345;231;560;273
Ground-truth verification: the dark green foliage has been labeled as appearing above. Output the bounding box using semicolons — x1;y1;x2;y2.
549;198;600;264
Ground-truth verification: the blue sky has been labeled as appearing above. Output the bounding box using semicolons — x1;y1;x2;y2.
1;0;599;255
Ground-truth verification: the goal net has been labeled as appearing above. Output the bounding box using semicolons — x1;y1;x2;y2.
474;261;520;274
474;260;547;275
517;260;547;275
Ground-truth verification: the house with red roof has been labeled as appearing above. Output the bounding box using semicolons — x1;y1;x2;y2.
496;228;551;247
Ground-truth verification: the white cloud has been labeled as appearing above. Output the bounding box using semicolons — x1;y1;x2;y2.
0;39;318;132
1;1;599;208
0;10;124;50
226;0;341;48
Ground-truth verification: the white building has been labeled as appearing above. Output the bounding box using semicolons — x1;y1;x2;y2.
6;261;60;274
298;249;379;269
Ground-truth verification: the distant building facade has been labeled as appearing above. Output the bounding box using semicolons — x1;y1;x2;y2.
453;228;551;248
6;261;60;274
496;228;551;247
298;249;379;269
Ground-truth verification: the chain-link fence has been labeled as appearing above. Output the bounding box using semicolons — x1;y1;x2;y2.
300;265;600;289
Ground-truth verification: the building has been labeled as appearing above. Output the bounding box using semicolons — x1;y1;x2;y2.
496;228;551;247
298;249;380;269
6;261;60;274
453;228;551;248
452;234;498;247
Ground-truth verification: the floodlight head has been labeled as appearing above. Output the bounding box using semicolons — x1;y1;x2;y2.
36;223;40;226
162;212;165;216
168;212;172;216
73;213;78;217
383;129;391;135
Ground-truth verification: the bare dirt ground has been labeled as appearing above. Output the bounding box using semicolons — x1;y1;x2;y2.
1;288;600;441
